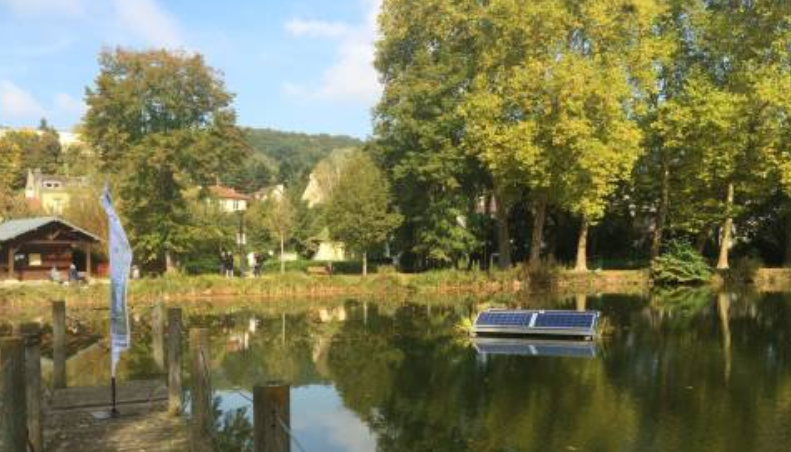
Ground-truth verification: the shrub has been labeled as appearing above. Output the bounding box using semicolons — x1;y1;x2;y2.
651;240;712;285
726;255;762;284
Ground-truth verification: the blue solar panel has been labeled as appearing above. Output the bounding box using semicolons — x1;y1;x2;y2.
533;312;595;329
476;311;531;327
472;309;600;338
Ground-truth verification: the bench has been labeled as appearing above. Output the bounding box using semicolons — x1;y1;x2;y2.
307;265;332;276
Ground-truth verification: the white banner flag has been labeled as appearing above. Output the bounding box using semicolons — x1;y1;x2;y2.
100;185;133;377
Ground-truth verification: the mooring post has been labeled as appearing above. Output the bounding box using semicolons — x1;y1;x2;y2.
190;328;212;452
167;307;183;416
1;337;27;452
52;300;67;389
152;301;166;373
20;322;43;452
253;383;291;452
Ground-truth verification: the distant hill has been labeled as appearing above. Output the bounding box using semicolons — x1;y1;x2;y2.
243;128;363;186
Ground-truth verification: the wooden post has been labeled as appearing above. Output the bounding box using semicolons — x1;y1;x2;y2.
1;337;27;452
152;302;165;373
20;323;43;452
254;383;290;452
7;244;16;280
167;308;183;416
85;243;92;279
52;300;67;389
190;328;212;452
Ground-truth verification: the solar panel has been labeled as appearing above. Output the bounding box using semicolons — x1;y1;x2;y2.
533;312;596;329
472;309;600;338
475;311;532;327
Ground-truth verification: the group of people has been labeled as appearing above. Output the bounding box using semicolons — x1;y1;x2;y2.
220;250;264;278
49;264;85;285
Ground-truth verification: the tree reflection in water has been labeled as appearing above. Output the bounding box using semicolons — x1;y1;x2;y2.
37;291;791;452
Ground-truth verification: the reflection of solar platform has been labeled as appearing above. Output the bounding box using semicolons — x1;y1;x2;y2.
472;309;599;339
472;337;597;359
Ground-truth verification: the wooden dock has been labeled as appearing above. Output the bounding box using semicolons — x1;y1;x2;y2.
44;380;189;452
3;303;293;452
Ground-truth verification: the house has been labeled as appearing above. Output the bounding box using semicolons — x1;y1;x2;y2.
24;168;87;215
209;185;253;213
254;184;286;203
0;217;101;281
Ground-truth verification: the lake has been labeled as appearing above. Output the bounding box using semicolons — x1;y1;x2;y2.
6;289;791;452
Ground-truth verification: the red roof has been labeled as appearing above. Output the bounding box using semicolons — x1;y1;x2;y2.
209;185;253;201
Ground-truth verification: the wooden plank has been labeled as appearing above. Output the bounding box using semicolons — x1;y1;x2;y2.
45;401;189;452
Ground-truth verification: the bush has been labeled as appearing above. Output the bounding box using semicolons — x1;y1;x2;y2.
651;240;712;285
726;255;762;284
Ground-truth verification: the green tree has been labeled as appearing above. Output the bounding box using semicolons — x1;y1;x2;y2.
260;195;295;274
375;0;484;269
0;124;62;189
83;48;247;272
326;151;403;276
0;134;22;193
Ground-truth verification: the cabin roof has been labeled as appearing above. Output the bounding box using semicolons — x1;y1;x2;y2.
0;217;101;243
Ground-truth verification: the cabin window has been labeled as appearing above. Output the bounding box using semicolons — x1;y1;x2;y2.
14;253;27;266
28;253;42;266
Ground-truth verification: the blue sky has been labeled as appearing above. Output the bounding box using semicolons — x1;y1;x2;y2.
0;0;382;138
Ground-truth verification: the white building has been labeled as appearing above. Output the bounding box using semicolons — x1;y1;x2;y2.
209;185;252;213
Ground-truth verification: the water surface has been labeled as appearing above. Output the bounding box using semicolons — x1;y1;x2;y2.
16;290;791;452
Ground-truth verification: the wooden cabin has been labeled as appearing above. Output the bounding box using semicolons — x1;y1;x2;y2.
0;217;101;281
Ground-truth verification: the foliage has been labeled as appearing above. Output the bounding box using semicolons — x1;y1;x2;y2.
82;48;247;272
651;240;713;285
244;127;362;185
326;151;403;275
259;194;296;273
62;183;109;246
725;255;763;285
0;121;62;189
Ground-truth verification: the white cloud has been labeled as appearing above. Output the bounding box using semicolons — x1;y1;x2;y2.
0;0;85;16
53;92;85;116
111;0;183;48
0;80;46;121
286;19;351;39
284;0;382;105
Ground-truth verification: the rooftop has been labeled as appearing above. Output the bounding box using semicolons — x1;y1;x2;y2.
0;217;101;243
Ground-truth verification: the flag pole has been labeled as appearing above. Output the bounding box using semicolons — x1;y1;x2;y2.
111;376;119;417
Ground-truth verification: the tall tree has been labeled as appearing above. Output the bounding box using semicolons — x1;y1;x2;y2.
326;151;403;276
261;195;295;274
375;0;484;269
83;48;247;272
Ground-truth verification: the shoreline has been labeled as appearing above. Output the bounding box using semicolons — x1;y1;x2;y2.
2;268;790;304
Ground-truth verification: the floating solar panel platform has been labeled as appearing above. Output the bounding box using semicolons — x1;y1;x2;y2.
472;337;597;359
471;309;600;339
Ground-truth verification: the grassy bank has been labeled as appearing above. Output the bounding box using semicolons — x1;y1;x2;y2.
2;267;790;305
0;270;521;304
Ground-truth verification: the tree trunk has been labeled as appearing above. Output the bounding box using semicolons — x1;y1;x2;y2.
279;235;285;274
650;160;670;259
494;193;512;270
165;250;175;274
785;203;791;267
362;252;368;277
575;218;589;272
529;198;547;269
717;183;734;270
